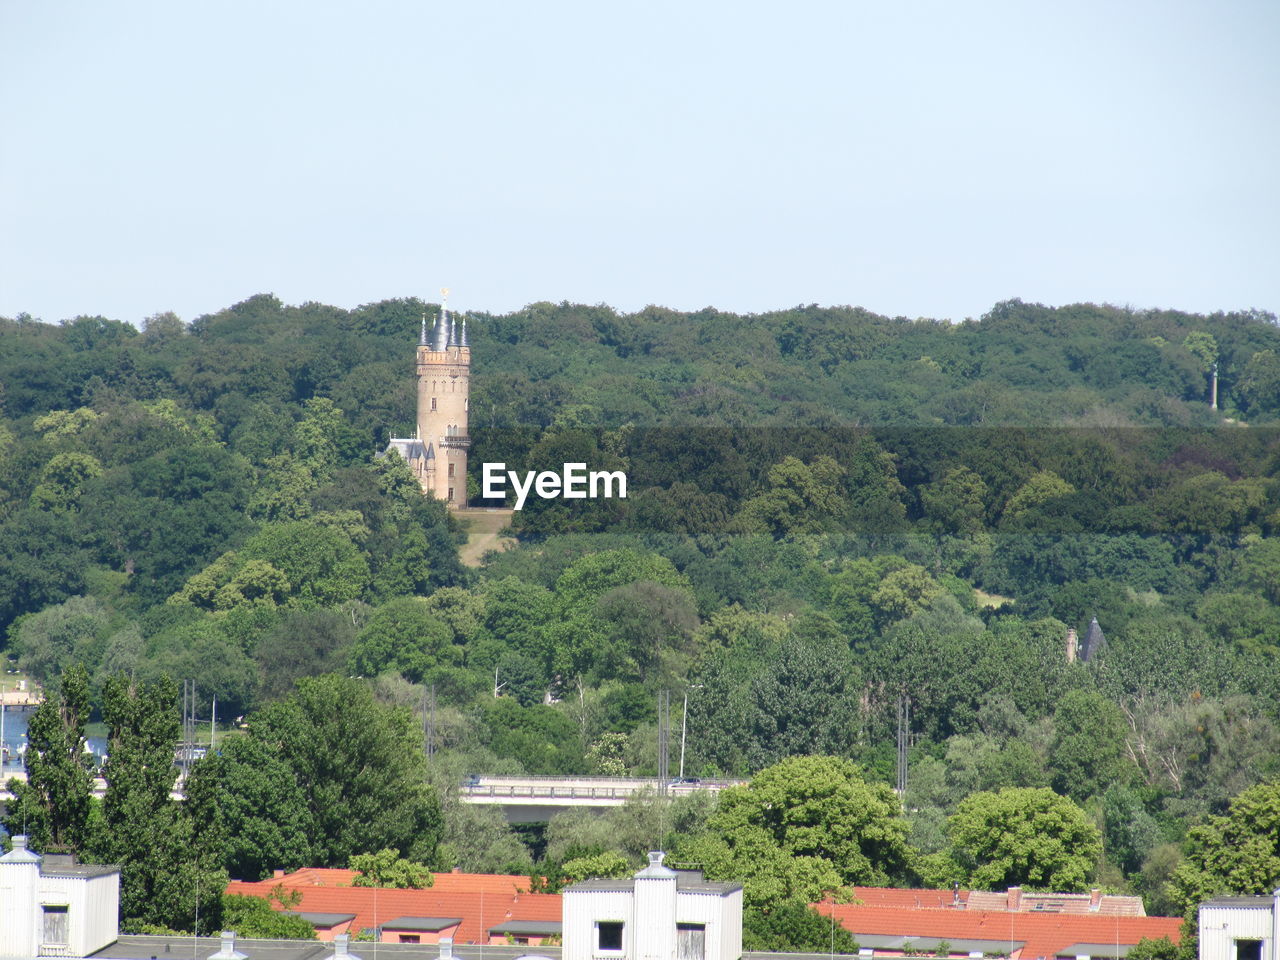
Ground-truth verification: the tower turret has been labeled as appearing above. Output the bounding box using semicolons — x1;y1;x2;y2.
413;288;470;506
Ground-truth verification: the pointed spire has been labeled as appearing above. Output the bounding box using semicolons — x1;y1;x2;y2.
433;288;450;352
419;309;428;347
460;314;469;347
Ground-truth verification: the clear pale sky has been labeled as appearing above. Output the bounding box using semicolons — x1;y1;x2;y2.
2;0;1277;325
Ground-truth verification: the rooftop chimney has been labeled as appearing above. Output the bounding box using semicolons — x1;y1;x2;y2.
209;932;248;960
1008;886;1023;911
439;937;453;959
0;833;42;864
1066;628;1078;664
1090;889;1102;911
328;934;360;960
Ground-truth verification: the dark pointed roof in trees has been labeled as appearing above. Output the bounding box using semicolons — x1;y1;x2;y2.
1080;617;1106;662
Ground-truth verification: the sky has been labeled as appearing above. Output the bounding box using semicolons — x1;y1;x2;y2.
2;0;1277;326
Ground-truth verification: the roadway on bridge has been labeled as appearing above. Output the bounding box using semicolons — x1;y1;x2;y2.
458;774;746;822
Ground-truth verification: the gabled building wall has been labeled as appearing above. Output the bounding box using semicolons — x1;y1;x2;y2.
1199;894;1280;960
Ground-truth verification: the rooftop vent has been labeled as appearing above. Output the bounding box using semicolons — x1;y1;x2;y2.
327;933;360;960
208;931;248;960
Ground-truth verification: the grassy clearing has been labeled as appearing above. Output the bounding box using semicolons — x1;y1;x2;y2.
455;508;516;567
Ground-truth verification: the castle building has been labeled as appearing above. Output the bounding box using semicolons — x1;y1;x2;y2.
384;292;471;507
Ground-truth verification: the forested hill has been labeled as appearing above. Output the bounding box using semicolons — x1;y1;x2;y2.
4;296;1280;434
6;295;1280;944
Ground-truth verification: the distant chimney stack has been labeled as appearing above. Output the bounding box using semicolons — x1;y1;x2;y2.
1066;627;1078;663
1008;886;1023;911
1090;889;1103;911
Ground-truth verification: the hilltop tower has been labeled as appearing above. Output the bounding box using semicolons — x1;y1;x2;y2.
384;290;470;506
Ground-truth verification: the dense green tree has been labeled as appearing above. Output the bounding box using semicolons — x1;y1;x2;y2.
221;895;316;940
736;456;846;537
1126;696;1280;817
253;608;357;702
675;756;913;906
9;595;112;685
1048;690;1136;802
30;452;103;512
347;597;459;683
349;848;434;888
1169;780;1280;911
1238;350;1280;417
945;787;1101;891
554;548;690;612
745;901;860;953
921;466;989;535
1;665;94;850
97;674;227;932
192;675;442;874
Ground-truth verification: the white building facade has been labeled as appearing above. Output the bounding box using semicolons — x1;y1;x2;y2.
1199;891;1280;960
0;836;120;959
563;852;742;960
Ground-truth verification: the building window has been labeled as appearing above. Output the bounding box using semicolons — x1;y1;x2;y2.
597;921;624;951
447;487;454;502
398;935;420;944
448;463;455;477
677;922;706;960
431;397;437;411
42;905;69;945
1237;941;1263;960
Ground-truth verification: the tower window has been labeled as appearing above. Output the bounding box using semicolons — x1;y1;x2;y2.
431;398;437;411
447;487;454;502
448;463;455;477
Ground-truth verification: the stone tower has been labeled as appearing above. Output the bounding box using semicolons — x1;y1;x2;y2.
384;292;470;506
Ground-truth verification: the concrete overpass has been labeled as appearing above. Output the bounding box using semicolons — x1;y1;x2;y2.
0;771;184;802
1;771;744;816
458;774;746;823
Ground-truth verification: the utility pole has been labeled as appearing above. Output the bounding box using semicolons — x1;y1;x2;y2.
678;684;703;779
657;690;670;793
679;692;688;780
180;680;195;781
424;684;436;759
896;694;910;795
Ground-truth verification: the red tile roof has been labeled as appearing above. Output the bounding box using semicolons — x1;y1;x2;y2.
813;903;1181;960
851;887;968;909
226;870;560;944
